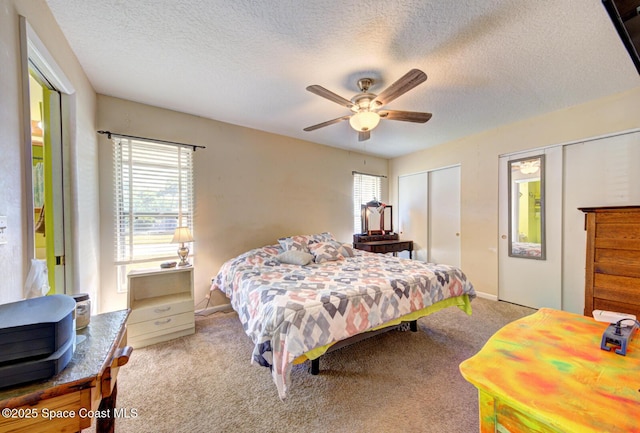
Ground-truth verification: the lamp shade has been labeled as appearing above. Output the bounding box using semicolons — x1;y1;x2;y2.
171;226;194;243
349;111;380;132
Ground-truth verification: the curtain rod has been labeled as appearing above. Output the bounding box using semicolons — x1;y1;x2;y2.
98;130;206;151
352;170;387;178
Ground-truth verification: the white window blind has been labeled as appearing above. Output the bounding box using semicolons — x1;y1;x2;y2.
353;172;382;233
113;138;194;265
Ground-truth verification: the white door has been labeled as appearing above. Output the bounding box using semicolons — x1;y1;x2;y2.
398;172;428;261
429;166;461;267
498;147;562;309
398;166;461;266
562;130;640;314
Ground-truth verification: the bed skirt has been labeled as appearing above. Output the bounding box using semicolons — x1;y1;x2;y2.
293;294;473;365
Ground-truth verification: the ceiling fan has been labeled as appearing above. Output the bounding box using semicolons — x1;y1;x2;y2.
303;69;432;141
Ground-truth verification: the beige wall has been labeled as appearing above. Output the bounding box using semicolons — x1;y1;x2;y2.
389;86;640;298
97;95;388;312
0;0;98;304
3;0;639;315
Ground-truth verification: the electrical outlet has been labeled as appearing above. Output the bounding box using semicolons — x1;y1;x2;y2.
0;216;7;245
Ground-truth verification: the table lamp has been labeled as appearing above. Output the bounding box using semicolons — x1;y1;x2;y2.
171;226;194;266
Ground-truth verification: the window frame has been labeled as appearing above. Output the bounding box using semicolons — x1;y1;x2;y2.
112;137;194;292
353;172;383;234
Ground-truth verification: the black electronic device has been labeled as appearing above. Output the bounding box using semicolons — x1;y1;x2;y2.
0;295;76;388
600;320;639;356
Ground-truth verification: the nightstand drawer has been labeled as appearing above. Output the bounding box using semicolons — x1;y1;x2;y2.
128;297;193;324
127;311;194;338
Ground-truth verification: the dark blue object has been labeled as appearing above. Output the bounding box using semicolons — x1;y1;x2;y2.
600;322;639;356
0;295;76;388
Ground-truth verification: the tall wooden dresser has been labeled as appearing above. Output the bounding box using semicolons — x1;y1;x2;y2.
579;206;640;318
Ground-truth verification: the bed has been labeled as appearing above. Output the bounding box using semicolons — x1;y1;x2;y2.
211;233;476;399
511;241;542;258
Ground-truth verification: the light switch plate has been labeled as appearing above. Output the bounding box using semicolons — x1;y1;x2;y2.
0;216;7;245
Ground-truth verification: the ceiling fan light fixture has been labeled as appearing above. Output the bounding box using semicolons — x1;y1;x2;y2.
304;69;429;140
349;111;380;132
519;161;540;175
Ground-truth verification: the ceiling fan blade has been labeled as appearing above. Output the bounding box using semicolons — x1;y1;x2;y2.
358;130;370;142
372;69;427;107
379;110;432;123
306;85;355;109
303;115;351;132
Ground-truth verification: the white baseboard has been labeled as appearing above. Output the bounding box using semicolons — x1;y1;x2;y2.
195;303;233;316
475;291;498;301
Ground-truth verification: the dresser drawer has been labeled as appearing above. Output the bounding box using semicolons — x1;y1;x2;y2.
128;298;193;324
383;241;412;252
128;311;194;338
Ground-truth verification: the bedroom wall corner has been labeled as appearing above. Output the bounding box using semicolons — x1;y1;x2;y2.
96;95;389;312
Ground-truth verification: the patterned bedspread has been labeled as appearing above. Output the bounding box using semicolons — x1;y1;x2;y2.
211;244;476;398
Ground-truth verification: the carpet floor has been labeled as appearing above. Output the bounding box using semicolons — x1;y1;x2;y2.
104;297;535;433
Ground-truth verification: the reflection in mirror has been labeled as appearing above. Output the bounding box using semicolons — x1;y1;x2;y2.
508;155;545;259
361;200;393;235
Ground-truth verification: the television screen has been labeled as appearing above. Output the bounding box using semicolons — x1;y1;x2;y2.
603;0;640;74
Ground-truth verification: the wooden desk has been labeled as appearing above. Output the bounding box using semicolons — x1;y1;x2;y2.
459;308;640;433
0;309;131;433
353;233;413;258
353;239;413;258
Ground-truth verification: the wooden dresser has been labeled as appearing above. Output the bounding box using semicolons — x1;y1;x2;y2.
460;308;640;433
579;206;640;318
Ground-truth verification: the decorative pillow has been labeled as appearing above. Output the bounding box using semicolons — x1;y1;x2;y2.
339;243;355;257
307;232;336;244
308;241;345;264
276;250;313;266
277;235;311;253
278;232;337;253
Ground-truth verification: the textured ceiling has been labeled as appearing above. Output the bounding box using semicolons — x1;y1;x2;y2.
46;0;640;158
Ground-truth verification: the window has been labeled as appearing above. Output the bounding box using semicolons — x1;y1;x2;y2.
113;137;194;291
353;172;382;233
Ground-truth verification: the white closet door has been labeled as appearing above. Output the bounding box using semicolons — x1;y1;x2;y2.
498;147;562;309
398;172;428;261
429;166;461;267
398;166;461;265
562;131;640;314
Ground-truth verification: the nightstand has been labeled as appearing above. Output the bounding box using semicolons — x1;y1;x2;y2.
127;266;195;348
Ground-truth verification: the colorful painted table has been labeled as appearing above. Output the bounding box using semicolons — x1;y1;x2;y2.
459;308;640;433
